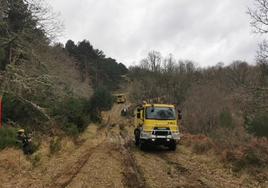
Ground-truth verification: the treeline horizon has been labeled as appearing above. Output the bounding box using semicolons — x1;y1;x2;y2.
129;49;268;138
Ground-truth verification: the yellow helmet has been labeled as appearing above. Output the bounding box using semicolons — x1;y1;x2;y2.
17;129;25;133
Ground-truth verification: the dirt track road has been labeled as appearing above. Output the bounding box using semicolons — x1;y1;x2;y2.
49;104;265;188
0;104;266;188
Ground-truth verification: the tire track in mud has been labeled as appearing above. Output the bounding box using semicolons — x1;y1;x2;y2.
103;104;148;188
128;133;261;188
128;140;211;188
118;125;148;188
131;148;177;188
50;103;213;188
158;151;254;188
49;125;109;188
50;114;147;188
158;153;211;188
142;148;239;188
50;140;105;188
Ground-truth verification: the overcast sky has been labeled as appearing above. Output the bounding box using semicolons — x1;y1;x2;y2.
47;0;264;67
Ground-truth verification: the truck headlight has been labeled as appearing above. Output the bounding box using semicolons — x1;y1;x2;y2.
141;131;151;137
172;132;180;139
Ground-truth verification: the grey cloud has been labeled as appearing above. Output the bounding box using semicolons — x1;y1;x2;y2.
47;0;264;66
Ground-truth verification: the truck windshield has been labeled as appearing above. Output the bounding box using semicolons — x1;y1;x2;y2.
145;107;176;120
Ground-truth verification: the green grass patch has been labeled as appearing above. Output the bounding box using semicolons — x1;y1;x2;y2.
0;128;19;150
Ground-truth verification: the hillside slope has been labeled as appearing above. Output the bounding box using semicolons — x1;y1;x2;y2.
0;43;94;130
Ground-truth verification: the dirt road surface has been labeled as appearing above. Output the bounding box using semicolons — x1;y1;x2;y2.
0;104;267;188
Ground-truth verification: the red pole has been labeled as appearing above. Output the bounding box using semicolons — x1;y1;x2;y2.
0;96;2;128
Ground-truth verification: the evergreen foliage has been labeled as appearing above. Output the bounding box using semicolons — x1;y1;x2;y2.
0;128;18;150
65;40;128;90
246;114;268;138
88;87;114;122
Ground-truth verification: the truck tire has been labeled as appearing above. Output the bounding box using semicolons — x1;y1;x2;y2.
135;136;140;146
168;142;176;151
134;129;140;146
139;140;147;151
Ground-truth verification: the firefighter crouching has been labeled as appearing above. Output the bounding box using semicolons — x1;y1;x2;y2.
17;129;34;155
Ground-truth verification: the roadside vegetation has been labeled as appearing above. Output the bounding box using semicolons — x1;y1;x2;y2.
0;128;18;150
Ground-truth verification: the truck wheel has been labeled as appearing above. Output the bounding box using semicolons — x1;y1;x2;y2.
139;140;146;151
168;142;176;151
134;129;140;146
135;136;140;146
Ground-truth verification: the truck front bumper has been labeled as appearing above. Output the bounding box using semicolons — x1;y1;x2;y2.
140;131;181;143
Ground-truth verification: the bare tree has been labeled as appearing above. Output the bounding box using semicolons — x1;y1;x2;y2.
257;40;268;60
248;0;268;62
163;53;176;73
26;0;64;41
140;58;150;70
147;51;162;72
248;0;268;34
248;0;268;91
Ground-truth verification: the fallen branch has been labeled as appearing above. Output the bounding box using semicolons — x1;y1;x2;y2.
2;91;51;121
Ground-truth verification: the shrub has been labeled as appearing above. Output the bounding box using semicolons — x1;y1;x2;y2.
0;48;6;70
221;139;268;172
88;87;114;122
31;153;42;167
246;113;268;138
49;137;62;155
0;48;5;59
0;128;19;150
219;109;234;129
2;94;49;130
30;138;41;154
192;141;213;154
63;123;80;136
52;97;90;135
181;134;214;154
192;137;214;154
89;87;114;111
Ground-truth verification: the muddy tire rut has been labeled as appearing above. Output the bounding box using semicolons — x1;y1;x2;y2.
118;127;147;188
50;104;147;188
51;140;105;188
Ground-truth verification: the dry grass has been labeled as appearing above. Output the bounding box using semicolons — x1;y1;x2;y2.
181;134;215;154
221;138;268;172
181;132;268;179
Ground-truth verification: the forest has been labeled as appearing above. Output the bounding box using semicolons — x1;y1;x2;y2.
0;0;127;136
